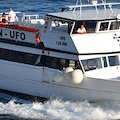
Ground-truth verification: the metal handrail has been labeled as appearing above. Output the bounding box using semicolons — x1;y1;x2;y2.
66;2;120;14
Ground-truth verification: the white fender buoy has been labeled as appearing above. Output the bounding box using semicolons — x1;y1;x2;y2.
71;69;83;84
64;67;74;73
64;67;74;79
53;71;64;82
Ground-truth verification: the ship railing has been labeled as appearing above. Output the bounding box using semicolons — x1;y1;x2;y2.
0;11;45;26
14;21;43;29
66;2;120;14
15;13;45;29
0;12;45;30
22;14;45;25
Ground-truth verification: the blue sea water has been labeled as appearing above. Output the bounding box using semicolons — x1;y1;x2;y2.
0;0;76;16
0;0;120;120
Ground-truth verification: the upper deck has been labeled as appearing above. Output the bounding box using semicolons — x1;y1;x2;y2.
41;2;120;55
1;2;120;55
47;3;120;21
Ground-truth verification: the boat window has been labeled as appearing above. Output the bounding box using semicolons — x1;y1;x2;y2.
69;60;76;68
102;57;108;67
85;21;97;32
110;21;119;30
60;59;67;70
0;48;83;70
25;53;38;65
39;55;69;69
99;22;109;31
74;21;97;34
60;59;82;70
39;55;82;70
8;51;15;61
81;58;102;71
67;60;78;69
74;21;84;34
14;51;25;63
0;49;8;60
51;19;68;33
108;55;119;66
0;48;39;65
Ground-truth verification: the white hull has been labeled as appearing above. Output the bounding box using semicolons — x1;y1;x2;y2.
1;2;120;102
1;72;120;102
1;60;120;102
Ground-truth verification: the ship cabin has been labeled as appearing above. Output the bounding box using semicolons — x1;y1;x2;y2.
41;3;120;79
0;3;120;80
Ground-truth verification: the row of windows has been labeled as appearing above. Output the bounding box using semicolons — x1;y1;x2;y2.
1;48;119;72
99;21;120;31
0;48;80;70
81;55;119;71
51;20;96;34
51;19;120;34
39;55;81;70
0;48;38;65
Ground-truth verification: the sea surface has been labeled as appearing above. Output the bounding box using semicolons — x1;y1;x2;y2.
0;0;120;120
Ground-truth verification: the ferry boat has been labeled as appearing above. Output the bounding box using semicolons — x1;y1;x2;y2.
0;0;120;102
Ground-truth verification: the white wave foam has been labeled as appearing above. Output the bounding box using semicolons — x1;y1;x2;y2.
0;98;120;120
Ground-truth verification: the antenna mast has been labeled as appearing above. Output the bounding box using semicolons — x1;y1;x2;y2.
73;0;82;13
68;0;119;15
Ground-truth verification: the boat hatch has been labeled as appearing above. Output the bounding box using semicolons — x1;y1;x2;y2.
80;54;120;72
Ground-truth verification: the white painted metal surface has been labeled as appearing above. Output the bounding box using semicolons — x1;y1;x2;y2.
0;1;120;102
